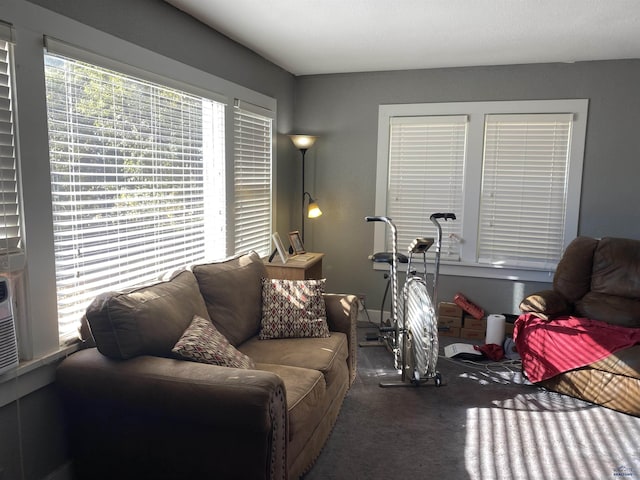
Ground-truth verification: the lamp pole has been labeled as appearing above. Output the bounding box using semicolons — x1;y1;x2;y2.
289;134;319;245
300;148;308;242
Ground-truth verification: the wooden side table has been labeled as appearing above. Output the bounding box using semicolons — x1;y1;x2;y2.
263;253;324;280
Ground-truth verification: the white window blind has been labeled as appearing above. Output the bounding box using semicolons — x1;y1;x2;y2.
377;100;586;280
479;113;573;269
0;35;20;256
45;53;226;343
233;101;272;257
387;115;466;260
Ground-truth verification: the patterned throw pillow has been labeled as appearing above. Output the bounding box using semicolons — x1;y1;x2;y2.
260;278;330;339
172;315;255;369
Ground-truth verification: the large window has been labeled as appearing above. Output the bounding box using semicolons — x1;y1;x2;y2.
375;100;588;281
45;53;272;342
0;30;20;262
233;101;273;254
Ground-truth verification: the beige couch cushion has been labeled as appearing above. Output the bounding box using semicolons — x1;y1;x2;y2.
240;333;348;380
85;270;210;359
256;363;326;444
192;252;267;346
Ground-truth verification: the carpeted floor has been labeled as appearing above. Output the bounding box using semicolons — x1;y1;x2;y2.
303;324;640;480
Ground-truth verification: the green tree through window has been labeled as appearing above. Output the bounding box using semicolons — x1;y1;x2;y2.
45;54;226;342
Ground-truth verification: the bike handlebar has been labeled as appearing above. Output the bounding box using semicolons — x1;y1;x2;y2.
365;215;391;223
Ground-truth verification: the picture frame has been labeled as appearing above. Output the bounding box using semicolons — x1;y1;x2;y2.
288;230;306;255
272;232;288;264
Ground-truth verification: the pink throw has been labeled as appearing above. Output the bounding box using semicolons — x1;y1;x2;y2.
514;313;640;383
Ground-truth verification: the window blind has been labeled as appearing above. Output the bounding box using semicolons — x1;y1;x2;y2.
479;113;573;268
45;53;226;342
387;115;466;260
0;37;20;256
233;101;272;257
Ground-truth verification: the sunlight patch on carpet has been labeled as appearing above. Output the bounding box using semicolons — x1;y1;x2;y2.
464;395;640;479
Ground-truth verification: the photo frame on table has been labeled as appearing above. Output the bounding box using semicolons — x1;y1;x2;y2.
272;232;288;263
288;230;306;255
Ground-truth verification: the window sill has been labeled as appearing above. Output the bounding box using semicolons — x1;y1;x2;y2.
0;250;25;272
372;260;555;283
0;342;80;408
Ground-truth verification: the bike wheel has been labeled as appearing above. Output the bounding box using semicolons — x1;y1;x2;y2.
403;277;439;379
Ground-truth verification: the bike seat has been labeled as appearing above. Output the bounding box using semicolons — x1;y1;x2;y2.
370;252;409;264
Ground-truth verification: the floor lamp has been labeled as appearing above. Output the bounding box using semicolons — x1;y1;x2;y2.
288;135;322;243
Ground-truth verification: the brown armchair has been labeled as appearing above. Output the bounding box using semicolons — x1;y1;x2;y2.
518;236;640;416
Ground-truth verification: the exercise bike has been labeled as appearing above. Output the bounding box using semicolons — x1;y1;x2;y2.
365;213;456;387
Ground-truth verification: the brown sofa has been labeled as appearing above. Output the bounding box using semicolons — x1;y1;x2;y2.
518;236;640;416
56;251;358;479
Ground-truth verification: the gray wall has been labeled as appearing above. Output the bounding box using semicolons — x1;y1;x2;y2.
294;61;640;314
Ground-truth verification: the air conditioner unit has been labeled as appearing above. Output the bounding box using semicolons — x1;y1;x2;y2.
0;276;18;375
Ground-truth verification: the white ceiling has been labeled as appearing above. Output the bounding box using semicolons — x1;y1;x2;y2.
166;0;640;76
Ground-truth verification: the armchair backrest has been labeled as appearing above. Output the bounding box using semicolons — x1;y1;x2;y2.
553;236;599;303
591;237;640;299
554;236;640;326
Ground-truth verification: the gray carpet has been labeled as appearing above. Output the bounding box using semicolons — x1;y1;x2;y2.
303;325;640;480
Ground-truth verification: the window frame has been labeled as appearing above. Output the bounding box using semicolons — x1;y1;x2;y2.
375;99;588;282
44;52;235;343
0;23;23;271
41;38;277;346
233;99;274;256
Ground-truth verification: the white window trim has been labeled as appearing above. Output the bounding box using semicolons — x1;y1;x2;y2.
375;99;588;282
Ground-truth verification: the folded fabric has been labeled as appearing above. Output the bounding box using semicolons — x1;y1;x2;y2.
514;313;640;383
474;343;505;361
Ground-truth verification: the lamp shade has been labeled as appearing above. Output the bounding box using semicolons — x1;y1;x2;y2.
307;198;322;218
289;135;318;150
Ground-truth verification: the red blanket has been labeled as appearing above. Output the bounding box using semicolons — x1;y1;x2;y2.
514;313;640;383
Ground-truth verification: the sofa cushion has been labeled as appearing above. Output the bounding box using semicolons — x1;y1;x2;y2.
240;333;348;380
553;236;599;303
591;237;640;298
519;289;571;319
259;278;330;339
576;292;640;327
192;252;267;347
85;270;210;360
255;363;326;444
172;315;255;369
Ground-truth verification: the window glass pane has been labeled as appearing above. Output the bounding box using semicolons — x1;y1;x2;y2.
387;116;465;260
233;105;272;257
479;113;572;268
0;40;20;255
44;53;225;342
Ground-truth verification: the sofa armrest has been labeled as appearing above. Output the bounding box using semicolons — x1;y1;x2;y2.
57;348;287;480
324;293;358;385
519;289;572;320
